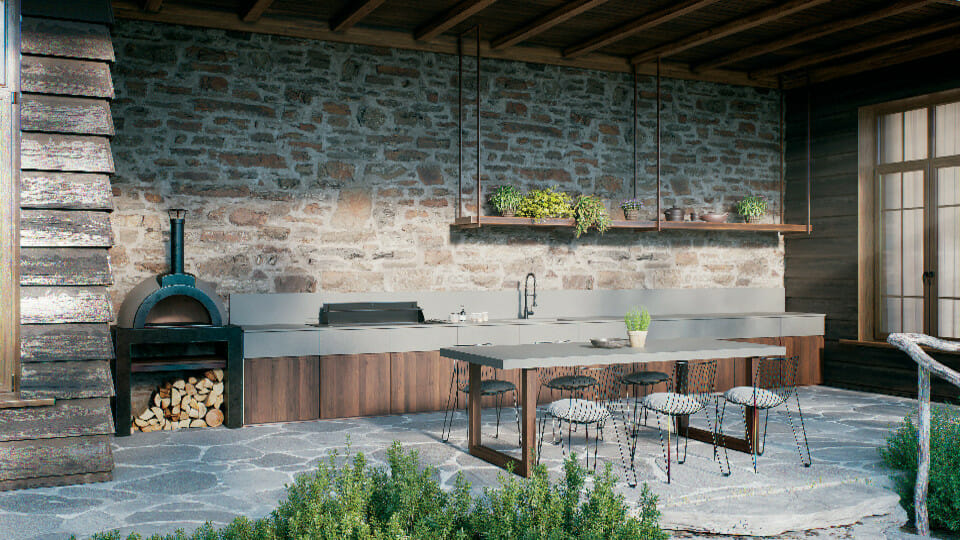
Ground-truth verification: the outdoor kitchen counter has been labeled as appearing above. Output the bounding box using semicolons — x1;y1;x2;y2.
240;312;824;358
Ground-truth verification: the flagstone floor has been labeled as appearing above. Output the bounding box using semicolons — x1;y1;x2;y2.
0;386;944;539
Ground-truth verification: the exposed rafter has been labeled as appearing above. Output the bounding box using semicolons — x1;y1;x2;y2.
629;0;832;65
563;0;719;59
142;0;163;12
694;0;936;72
241;0;275;23
755;18;960;78
793;31;960;87
490;0;609;50
331;0;388;33
414;0;499;42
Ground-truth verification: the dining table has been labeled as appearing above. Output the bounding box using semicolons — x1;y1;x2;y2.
439;337;786;485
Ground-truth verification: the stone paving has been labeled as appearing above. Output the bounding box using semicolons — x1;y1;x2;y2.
0;386;943;539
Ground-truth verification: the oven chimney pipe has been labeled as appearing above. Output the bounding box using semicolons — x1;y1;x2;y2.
168;209;187;275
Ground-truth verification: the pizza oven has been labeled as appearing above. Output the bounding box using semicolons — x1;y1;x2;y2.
117;209;226;329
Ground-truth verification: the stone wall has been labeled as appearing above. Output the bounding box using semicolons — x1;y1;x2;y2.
109;20;784;310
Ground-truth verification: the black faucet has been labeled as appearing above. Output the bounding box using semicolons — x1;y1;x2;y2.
523;273;537;319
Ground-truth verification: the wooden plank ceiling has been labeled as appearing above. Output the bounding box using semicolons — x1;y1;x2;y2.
113;0;960;88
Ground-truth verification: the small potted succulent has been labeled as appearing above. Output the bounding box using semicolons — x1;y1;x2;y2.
489;185;522;217
624;307;651;348
735;195;768;224
620;198;643;221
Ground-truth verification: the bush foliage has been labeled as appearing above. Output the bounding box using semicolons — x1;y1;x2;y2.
879;405;960;532
88;442;666;540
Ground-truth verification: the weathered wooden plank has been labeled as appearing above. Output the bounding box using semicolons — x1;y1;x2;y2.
20;248;112;287
20;323;114;363
21;56;114;98
21;95;114;136
22;1;115;25
20;287;113;324
20;17;115;62
0;470;112;492
20;360;114;400
20;172;113;210
20;210;114;247
0;398;114;443
21;133;114;173
0;435;113;485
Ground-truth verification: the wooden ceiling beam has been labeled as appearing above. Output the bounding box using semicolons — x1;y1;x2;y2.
490;0;609;50
414;0;499;42
789;31;960;87
330;0;388;32
241;0;275;23
754;17;960;78
563;0;719;59
490;0;609;49
694;0;936;72
142;0;163;12
111;0;778;88
629;0;832;65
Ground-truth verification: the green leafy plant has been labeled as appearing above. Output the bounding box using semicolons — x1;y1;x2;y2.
515;187;574;220
87;444;666;540
620;198;643;211
573;195;611;238
625;307;651;332
489;185;522;216
880;406;960;532
735;195;768;218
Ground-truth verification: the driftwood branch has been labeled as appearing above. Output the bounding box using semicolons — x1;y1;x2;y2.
887;333;960;537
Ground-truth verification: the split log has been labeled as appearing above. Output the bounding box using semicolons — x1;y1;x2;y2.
131;373;227;433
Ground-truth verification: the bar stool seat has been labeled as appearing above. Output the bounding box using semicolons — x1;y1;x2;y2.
723;386;786;409
548;398;612;424
545;374;598;392
460;379;517;396
622;370;670;386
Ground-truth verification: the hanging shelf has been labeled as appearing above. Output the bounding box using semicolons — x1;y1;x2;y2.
449;29;811;236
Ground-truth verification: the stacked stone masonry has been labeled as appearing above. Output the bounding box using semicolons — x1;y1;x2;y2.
110;21;785;309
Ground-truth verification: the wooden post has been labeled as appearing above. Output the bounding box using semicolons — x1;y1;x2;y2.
468;362;482;450
520;368;536;476
916;365;931;536
0;0;20;395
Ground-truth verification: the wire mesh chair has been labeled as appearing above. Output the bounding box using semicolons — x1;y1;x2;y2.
440;358;521;446
536;365;626;471
639;360;725;484
717;355;811;473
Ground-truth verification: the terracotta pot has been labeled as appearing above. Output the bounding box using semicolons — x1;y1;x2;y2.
501;210;515;217
747;215;761;224
623;208;640;221
627;330;647;348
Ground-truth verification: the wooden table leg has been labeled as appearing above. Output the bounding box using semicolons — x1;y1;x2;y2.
468;363;481;450
519;368;536;477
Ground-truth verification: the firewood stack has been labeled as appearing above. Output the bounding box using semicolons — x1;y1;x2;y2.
132;369;225;432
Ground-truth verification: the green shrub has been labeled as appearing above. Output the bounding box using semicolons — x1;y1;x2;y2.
879;405;960;532
573;195;611;238
87;443;665;540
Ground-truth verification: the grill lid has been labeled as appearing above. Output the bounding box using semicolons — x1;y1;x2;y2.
319;302;425;326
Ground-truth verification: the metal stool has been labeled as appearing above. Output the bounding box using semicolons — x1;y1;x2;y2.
441;361;521;446
622;370;671;429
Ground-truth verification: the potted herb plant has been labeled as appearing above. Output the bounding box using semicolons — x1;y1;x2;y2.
489;185;522;217
624;307;651;348
515;187;574;220
573;195;611;238
735;195;767;224
620;198;642;221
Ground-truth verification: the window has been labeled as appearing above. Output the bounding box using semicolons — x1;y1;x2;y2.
873;98;960;339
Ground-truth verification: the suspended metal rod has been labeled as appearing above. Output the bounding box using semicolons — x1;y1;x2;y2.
806;86;812;234
632;65;638;200
656;57;662;231
779;77;785;226
457;33;463;219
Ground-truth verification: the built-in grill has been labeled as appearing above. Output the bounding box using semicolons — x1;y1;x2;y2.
320;301;427;326
118;209;226;328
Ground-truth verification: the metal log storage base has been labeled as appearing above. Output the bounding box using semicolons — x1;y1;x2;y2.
451;46;813;235
112;325;243;436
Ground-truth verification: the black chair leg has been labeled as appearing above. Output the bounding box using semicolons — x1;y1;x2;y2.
494;393;502;439
441;369;458;443
654;414;672;484
707;398;731;477
785;392;813;467
511;388;522;448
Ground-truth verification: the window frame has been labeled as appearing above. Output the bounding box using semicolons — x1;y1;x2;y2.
859;89;960;342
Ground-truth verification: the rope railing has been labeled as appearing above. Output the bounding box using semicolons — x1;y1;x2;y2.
887;333;960;537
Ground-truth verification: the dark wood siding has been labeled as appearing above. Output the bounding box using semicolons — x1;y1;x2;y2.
0;5;117;491
784;49;960;401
